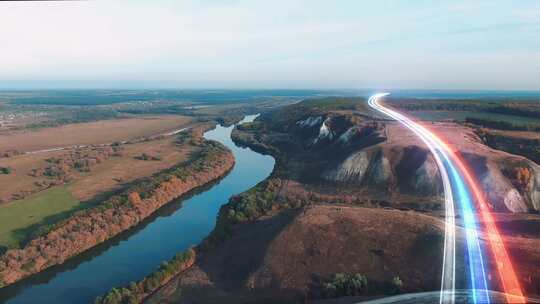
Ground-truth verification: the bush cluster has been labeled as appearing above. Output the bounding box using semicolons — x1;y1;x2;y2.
236;121;262;131
134;153;162;161
205;179;283;247
321;273;403;298
0;166;12;174
26;109;121;130
204;177;317;252
465;117;540;131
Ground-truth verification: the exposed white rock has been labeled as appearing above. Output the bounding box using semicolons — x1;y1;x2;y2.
413;155;441;195
338;127;357;146
313;118;334;144
504;189;528;213
481;165;528;212
527;162;540;211
323;150;370;182
370;154;392;184
296;116;323;128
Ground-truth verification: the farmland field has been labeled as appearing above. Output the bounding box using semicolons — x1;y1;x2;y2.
67;136;197;202
0;115;192;152
0;186;78;248
0;114;201;250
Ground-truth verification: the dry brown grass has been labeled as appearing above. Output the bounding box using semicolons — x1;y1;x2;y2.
0;115;192;152
68;137;196;201
147;205;448;304
0;150;65;202
0;136;197;203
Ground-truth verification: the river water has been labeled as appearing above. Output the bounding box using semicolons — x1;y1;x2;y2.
0;115;275;304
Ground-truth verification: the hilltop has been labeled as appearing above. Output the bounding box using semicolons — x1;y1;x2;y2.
144;96;540;303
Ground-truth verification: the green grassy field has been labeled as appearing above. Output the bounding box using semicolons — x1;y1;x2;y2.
0;186;79;248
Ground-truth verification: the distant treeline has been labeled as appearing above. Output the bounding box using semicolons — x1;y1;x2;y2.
476;129;540;164
488;105;540;119
25;109;122;129
465;117;540;132
393;101;487;112
116;105;189;115
390;99;540;119
7;90;327;106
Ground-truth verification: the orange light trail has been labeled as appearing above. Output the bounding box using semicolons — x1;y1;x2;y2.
435;142;525;303
405;112;525;303
370;93;526;303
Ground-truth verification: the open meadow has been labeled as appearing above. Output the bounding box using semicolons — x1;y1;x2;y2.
0;115;192;152
0;186;78;248
0;115;200;250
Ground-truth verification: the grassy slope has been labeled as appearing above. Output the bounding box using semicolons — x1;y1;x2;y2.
0;186;79;248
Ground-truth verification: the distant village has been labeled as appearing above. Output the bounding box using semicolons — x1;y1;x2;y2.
0;111;46;129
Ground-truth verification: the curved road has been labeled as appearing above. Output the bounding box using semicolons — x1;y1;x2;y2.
369;93;526;304
361;290;539;304
368;94;457;304
369;93;490;304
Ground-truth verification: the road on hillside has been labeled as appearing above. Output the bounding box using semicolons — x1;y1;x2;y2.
368;93;487;304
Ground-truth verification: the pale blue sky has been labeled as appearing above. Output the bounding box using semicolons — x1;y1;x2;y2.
1;0;539;90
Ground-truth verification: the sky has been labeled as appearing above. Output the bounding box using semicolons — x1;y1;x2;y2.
1;0;539;90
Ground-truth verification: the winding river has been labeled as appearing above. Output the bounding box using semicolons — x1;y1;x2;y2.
0;115;275;304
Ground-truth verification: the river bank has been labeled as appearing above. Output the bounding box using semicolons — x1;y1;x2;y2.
0;115;274;304
0;129;235;287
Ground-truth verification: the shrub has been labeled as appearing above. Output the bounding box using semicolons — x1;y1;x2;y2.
323;273;368;298
321;273;404;299
174;132;191;145
390;276;404;294
0;167;12;174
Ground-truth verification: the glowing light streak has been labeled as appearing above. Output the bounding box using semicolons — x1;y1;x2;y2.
368;94;456;303
434;138;525;304
369;93;525;304
369;94;489;302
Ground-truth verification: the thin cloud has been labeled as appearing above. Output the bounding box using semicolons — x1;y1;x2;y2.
0;0;539;90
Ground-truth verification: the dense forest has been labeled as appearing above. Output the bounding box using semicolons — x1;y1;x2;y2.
389;98;540;120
